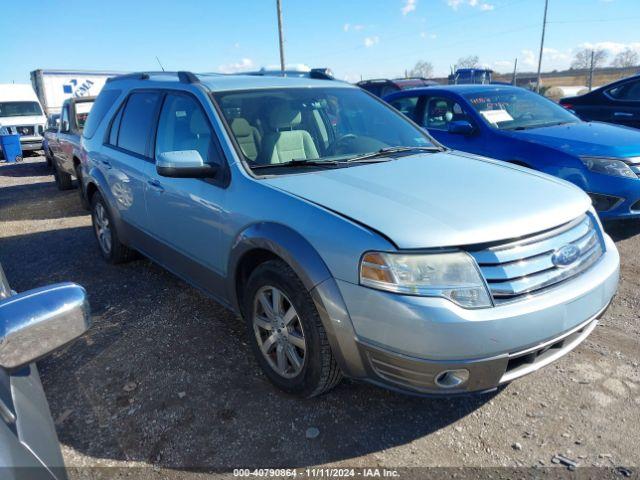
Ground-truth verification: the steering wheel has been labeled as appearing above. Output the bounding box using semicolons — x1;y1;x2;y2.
516;112;535;121
326;134;358;155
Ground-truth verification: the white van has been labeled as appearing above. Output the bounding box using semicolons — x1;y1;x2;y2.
0;84;47;154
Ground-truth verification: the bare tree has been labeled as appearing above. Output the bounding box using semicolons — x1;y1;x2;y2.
408;60;434;78
456;55;480;69
571;48;608;70
611;48;639;68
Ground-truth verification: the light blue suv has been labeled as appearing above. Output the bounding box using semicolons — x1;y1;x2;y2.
80;71;620;397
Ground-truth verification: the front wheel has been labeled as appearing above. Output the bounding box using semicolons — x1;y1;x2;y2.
244;259;342;397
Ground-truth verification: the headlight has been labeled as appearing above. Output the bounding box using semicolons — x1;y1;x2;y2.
360;251;492;308
580;156;636;179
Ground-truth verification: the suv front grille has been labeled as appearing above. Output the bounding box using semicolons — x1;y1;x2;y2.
468;214;603;304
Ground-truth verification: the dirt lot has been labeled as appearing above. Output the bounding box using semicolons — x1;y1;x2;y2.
1;157;639;477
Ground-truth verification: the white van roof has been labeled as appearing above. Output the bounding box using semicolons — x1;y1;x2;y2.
0;84;40;103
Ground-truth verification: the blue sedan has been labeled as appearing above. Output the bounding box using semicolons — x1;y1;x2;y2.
385;85;640;220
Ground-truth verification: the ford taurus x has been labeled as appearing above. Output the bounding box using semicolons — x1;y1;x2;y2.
80;72;619;397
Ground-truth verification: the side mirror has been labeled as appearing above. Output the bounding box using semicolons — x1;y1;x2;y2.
61;120;69;132
156;150;218;178
448;120;475;135
0;283;91;370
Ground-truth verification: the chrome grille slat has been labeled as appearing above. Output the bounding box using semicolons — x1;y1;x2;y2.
469;214;604;303
470;215;591;264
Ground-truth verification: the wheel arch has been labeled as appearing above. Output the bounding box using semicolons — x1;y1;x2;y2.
227;222;333;316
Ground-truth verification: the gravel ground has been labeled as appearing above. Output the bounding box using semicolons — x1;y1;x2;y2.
1;156;639;478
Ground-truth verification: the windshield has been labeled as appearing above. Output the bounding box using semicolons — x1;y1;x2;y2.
464;89;578;130
213;87;435;170
0;101;43;118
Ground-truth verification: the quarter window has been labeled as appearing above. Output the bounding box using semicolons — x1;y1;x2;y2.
155;94;221;166
83;89;121;139
116;92;161;156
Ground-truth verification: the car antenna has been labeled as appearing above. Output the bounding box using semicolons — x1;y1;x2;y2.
155;56;165;72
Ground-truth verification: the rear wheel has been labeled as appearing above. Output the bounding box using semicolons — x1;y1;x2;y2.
244;259;342;397
91;192;135;264
53;160;73;190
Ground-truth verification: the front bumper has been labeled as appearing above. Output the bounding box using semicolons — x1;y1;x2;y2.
583;175;640;221
313;235;619;395
20;136;43;151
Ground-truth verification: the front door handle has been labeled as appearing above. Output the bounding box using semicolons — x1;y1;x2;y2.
147;179;164;192
614;112;633;118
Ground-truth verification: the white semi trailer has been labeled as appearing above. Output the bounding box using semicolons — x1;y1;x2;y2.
30;69;123;116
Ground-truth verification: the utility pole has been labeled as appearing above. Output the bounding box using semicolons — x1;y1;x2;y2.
512;58;518;86
276;0;286;74
535;0;549;93
588;50;595;91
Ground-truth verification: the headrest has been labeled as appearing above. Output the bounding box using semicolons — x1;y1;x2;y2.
269;104;302;130
190;109;209;135
231;118;252;137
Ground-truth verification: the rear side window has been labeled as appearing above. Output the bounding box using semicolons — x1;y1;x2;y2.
83;89;121;139
389;96;420;121
116;92;161;156
607;80;640;101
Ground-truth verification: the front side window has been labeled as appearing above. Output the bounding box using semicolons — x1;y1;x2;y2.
213;87;435;169
464;89;578;130
607;80;640;101
155;94;221;166
0;101;42;118
116;92;161;156
423;97;470;130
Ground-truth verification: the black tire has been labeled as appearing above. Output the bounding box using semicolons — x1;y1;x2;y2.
90;192;136;264
75;162;90;210
53;159;73;190
243;259;342;397
45;149;53;168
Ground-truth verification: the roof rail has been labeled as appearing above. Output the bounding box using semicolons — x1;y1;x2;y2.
177;71;199;84
106;72;150;83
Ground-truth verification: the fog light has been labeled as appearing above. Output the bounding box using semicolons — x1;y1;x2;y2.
434;369;470;389
588;193;623;212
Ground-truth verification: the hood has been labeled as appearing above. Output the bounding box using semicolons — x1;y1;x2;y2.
503;121;640;159
0;115;46;127
262;152;591;249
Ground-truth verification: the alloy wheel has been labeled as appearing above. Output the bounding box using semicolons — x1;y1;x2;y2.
253;286;306;378
93;202;112;254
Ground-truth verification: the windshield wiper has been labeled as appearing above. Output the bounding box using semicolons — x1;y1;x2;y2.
250;159;341;170
347;146;443;163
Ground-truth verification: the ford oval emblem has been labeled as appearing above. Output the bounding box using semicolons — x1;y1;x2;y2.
552;244;581;268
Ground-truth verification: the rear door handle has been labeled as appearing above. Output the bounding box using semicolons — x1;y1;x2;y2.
614;112;633;117
147;179;164;192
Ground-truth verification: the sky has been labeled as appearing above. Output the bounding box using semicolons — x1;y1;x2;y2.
1;0;639;84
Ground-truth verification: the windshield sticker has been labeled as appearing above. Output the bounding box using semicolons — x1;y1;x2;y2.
479;109;513;124
414;137;429;145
